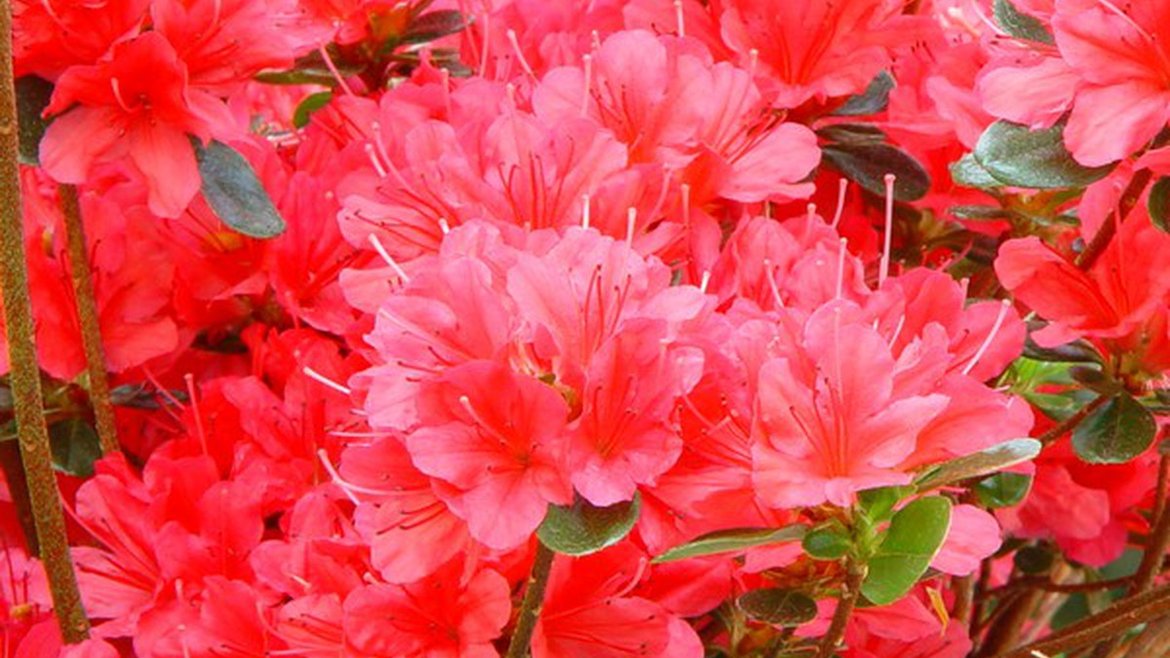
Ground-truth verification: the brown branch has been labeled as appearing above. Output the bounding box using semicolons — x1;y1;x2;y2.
1038;395;1108;445
1074;169;1152;271
0;0;90;642
59;184;118;454
504;542;556;658
994;583;1170;658
817;563;865;658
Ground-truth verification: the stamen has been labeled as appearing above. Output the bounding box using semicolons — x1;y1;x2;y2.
318;45;356;97
674;0;686;37
438;217;451;235
699;270;711;294
831;178;848;229
680;183;691;225
748;49;759;77
478;11;491;75
184;374;208;457
626;207;637;247
961;299;1013;377
591;30;602;52
364;144;389;178
763;258;785;309
582;194;591;229
109;78;132;112
879;173;895;288
888;313;907;347
806;202;817;224
506;29;537;78
367;233;411;282
581;54;593;117
835;238;848;301
303;366;352;396
316;449;360;505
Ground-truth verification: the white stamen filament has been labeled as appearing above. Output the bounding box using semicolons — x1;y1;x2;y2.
626;208;637;247
763;258;785;309
831;178;848;228
961;299;1013;377
699;270;711;294
581;54;593;117
367;233;411;282
506;29;537;78
674;0;686;37
879;173;895;288
318;45;356;97
303;366;352;396
582;194;591;229
835;238;848;301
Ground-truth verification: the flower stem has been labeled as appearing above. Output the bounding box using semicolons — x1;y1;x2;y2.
505;541;556;658
0;0;90;641
817;562;865;658
59;183;118;454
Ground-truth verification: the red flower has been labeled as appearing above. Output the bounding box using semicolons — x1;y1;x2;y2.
40;33;222;217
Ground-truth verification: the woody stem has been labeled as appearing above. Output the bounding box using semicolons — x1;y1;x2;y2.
0;0;90;643
60;183;118;454
817;561;865;658
505;542;556;658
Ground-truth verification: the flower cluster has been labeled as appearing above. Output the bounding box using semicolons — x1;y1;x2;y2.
3;1;1170;657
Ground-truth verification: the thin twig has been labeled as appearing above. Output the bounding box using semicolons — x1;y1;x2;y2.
816;563;865;658
59;183;118;454
1038;395;1108;445
504;542;556;658
1074;169;1152;271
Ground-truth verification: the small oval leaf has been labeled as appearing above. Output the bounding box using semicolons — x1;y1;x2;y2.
914;439;1041;491
194;140;287;239
16;76;54;165
1148;176;1170;233
974;472;1032;508
403;10;469;44
950;153;1002;189
973;121;1114;189
833;71;895;116
857;485;914;523
293;91;333;129
537;493;641;556
861;496;952;606
803;527;851;560
48;419;102;477
823;143;931;201
1071;393;1157;464
993;0;1055;44
653;524;806;564
737;588;819;626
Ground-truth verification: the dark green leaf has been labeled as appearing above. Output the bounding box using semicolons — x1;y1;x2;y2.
833;71;895;116
949;205;1012;221
973;121;1114;189
974;473;1032;508
860;497;952;605
1148;176;1170;233
1014;545;1055;574
48;419;102;477
950;153;1002;189
194;140;287;239
537;493;641;556
1072;393;1157;464
293;91;333;129
737;588;819;626
1022;334;1102;363
822;143;930;201
803;526;851;560
255;49;363;86
653;524;806;563
914;439;1041;491
403;10;469;44
993;0;1055;44
818;123;887;146
16;76;54;165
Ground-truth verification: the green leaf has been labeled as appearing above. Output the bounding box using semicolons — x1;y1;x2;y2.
16;76;54;165
403;10;469;44
1148;176;1170;233
803;526;851;560
858;485;914;523
737;588;819;626
48;419;102;477
974;473;1032;508
949;205;1012;221
652;524;806;563
914;439;1041;491
1071;393;1157;464
860;497;952;606
537;493;641;556
973;121;1114;189
833;71;895;116
993;0;1055;44
194;140;287;239
950;153;1002;189
822;143;930;201
293;91;333;129
1022;335;1102;363
818;123;887;146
